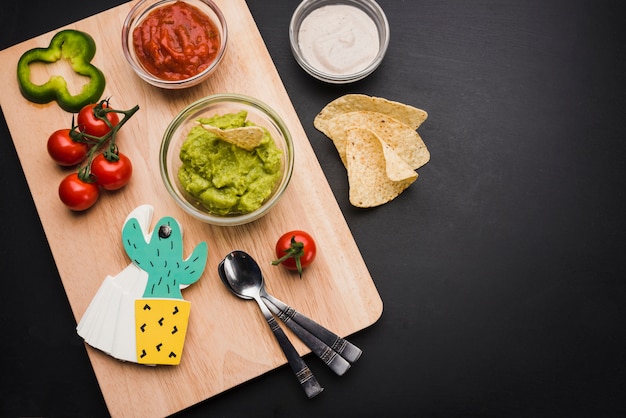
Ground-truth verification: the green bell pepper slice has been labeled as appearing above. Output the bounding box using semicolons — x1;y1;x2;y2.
16;29;106;113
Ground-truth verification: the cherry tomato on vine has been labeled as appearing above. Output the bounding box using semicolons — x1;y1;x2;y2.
272;230;317;277
58;172;100;211
77;101;120;137
90;152;133;190
47;128;89;166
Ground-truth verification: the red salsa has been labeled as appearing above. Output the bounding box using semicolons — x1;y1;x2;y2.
133;1;221;81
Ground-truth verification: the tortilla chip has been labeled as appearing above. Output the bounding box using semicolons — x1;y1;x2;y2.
317;111;430;170
199;124;264;151
314;94;430;207
346;128;417;208
314;94;428;132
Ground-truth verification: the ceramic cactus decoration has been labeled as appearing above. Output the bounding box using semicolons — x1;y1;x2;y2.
77;205;208;365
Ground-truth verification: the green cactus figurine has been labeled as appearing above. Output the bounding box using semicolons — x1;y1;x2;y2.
122;216;207;300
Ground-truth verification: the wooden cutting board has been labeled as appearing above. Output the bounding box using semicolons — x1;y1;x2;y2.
0;1;382;416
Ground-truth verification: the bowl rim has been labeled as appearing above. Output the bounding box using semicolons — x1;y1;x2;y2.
289;0;390;84
159;93;295;226
122;0;228;89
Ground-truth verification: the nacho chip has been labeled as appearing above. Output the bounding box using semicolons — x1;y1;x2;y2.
314;94;430;207
346;128;417;208
316;110;430;170
314;94;428;132
199;123;264;151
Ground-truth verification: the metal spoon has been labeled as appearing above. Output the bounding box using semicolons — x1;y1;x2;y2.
218;250;323;398
220;250;361;369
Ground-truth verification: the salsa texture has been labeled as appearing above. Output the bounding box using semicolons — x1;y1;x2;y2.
133;1;220;81
178;111;282;215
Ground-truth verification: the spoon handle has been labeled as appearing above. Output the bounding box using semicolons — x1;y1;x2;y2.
261;292;362;364
255;297;324;398
263;299;351;376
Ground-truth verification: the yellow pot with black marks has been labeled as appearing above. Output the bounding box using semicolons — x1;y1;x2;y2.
135;299;191;365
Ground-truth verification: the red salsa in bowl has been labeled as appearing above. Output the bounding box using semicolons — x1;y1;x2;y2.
122;0;227;89
133;1;220;81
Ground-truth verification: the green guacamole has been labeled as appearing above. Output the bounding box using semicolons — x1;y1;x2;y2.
178;111;282;216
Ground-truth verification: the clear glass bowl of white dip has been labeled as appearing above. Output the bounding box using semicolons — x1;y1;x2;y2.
289;0;389;84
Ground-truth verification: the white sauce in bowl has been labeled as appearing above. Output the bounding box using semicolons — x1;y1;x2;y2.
297;4;380;76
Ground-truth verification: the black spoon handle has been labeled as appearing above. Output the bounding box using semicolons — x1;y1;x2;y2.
263;298;351;376
255;296;324;399
261;291;362;364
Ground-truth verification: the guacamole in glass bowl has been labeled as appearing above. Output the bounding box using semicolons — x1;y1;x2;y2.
178;111;282;215
160;94;294;226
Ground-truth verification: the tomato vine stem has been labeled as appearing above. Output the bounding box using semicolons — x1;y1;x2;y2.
70;98;139;182
272;235;306;277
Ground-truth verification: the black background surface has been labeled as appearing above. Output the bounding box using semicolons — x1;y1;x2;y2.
1;1;625;416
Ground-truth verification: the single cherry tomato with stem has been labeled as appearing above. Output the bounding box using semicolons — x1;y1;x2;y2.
272;230;317;277
76;99;120;138
90;151;133;190
47;128;89;166
58;172;100;211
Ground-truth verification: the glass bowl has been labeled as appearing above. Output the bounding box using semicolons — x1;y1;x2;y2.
289;0;389;84
160;94;295;226
122;0;228;89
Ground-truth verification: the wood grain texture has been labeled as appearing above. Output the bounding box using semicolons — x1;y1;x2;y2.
0;1;382;416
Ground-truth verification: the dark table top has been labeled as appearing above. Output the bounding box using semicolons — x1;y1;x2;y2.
2;0;625;416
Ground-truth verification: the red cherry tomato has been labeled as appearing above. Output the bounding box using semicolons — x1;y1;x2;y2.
90;152;133;190
58;173;100;211
77;101;120;138
272;230;317;277
47;128;89;166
